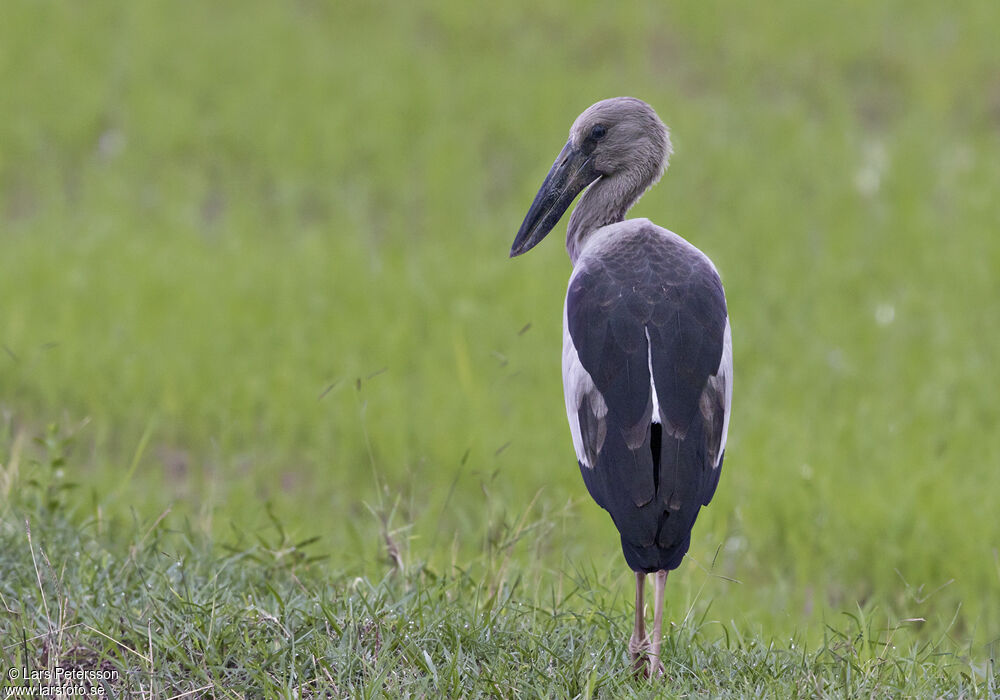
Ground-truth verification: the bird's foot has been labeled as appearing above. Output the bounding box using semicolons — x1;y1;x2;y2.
628;635;649;677
647;655;665;679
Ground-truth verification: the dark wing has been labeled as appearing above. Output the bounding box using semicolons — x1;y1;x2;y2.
564;224;728;571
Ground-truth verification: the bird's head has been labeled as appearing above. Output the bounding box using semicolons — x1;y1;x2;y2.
509;97;672;257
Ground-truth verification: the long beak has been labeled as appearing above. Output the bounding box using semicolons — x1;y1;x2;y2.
509;140;600;257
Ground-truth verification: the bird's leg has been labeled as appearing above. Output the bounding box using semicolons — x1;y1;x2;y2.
628;571;648;674
648;570;668;677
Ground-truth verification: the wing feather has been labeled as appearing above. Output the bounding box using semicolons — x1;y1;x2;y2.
562;222;730;572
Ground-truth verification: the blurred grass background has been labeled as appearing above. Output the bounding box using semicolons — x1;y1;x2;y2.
2;0;999;650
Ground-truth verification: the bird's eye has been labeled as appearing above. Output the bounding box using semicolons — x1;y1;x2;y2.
591;124;607;140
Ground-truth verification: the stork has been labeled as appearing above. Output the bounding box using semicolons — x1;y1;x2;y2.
509;97;732;677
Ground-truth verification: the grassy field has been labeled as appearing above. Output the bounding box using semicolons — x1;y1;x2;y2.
2;0;999;695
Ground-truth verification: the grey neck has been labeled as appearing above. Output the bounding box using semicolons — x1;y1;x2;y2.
566;172;646;265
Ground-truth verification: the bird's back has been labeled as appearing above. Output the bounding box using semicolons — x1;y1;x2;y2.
562;219;731;573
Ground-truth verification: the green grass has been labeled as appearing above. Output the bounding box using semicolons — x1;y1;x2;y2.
0;455;994;697
2;0;1000;694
